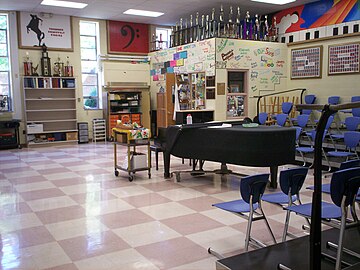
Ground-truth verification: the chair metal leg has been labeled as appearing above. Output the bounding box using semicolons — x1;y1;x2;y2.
207;247;224;260
259;203;276;245
245;212;253;251
278;264;292;270
282;210;291;242
335;206;347;270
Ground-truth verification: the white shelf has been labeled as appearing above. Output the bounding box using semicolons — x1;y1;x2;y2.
26;109;76;112
27;129;78;135
27;119;77;123
26;98;76;101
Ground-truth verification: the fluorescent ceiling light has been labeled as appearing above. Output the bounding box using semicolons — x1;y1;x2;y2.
123;9;164;17
41;0;88;9
251;0;296;5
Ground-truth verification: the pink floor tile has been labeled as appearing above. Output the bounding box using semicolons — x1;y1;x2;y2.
76;169;111;176
141;181;183;192
122;193;171;208
36;167;72;175
136;237;209;269
51;177;86;187
44;263;79;270
162;213;223;235
8;175;48;185
178;196;223;212
7;226;55;248
58;230;130;261
20;188;66;201
98;209;154;229
0;202;33;217
35;205;86;224
69;191;117;204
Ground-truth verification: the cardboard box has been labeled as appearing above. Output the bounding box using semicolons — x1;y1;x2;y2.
27;123;43;134
116;133;127;143
122;153;147;169
66;132;78;141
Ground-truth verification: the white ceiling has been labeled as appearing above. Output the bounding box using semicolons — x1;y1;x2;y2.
1;0;318;25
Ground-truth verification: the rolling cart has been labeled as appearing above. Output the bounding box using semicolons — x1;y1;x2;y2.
113;128;151;181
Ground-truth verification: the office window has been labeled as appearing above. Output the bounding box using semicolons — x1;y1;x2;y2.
0;14;11;112
80;21;100;109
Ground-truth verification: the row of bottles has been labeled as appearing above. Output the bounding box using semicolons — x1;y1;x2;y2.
169;5;278;48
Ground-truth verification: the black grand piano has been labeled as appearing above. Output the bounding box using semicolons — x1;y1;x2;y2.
160;121;296;188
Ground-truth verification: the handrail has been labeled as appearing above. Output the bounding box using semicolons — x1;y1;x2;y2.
252;88;307;116
280;101;360;270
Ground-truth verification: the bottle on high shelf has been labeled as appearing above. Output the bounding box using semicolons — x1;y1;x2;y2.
184;18;188;44
235;7;242;39
179;18;184;45
210;8;217;38
189;14;194;43
254;14;260;40
227;6;236;38
218;4;225;38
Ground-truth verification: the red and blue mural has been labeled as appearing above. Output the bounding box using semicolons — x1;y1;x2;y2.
275;0;360;34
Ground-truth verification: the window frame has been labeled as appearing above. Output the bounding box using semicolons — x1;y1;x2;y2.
80;20;100;110
0;13;12;112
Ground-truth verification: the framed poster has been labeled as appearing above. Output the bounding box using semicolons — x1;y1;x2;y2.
18;12;73;51
107;20;149;55
291;46;322;79
328;43;360;75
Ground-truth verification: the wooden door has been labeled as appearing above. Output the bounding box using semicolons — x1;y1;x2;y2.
165;73;175;126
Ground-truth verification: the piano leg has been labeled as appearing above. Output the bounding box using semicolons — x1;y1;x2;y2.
164;152;171;178
270;166;278;189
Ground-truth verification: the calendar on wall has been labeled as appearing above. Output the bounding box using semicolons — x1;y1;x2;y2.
328;43;360;75
291;46;322;79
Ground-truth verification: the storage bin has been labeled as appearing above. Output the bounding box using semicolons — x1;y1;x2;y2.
66;132;78;141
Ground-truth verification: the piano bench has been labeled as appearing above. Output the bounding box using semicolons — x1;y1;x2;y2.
150;144;164;170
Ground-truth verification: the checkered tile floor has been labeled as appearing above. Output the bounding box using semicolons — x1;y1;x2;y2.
0;142;337;269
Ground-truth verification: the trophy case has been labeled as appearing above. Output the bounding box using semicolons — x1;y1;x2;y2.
176;72;206;110
226;71;248;119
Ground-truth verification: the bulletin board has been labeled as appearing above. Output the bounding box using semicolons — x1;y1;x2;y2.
328;43;360;75
291;46;322;79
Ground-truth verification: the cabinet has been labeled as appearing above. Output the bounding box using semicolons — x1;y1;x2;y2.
23;76;77;146
156;73;176;129
92;119;106;142
176;72;206;111
103;86;150;139
78;122;89;144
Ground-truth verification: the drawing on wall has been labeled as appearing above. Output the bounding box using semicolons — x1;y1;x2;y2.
328;43;360;75
291;46;322;79
107;20;149;54
18;12;73;51
275;0;360;34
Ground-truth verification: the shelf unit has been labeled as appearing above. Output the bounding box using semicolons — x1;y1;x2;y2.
78;122;89;143
176;72;206;110
23;76;78;147
103;86;148;138
92;119;106;142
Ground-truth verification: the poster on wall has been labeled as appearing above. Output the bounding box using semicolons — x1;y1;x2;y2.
107;20;149;55
291;46;322;79
328;43;360;75
18;12;73;51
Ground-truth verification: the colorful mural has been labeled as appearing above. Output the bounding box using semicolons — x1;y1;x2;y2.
275;0;360;34
215;39;288;92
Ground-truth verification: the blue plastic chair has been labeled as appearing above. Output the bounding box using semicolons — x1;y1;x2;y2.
210;173;276;252
282;102;293;115
258;112;268;125
261;167;309;241
304;94;316;105
276;113;288;127
353;108;360;117
285;167;360;270
327;131;360;161
307;159;360;194
331;116;360;140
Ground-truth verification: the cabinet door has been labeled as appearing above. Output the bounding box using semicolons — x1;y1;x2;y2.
165;74;176;126
157;93;166;128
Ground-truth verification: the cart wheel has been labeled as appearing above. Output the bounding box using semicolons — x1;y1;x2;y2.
128;175;134;182
175;172;181;182
148;173;151;179
115;170;119;177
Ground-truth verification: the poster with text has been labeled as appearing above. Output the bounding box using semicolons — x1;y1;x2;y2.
107;20;149;54
18;12;73;51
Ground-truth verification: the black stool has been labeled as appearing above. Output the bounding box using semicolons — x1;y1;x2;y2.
150;144;164;170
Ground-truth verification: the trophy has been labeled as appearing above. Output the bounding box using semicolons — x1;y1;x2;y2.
243;11;252;40
64;57;73;77
40;44;51;77
23;52;33;76
200;15;205;40
235;7;242;39
169;26;175;47
218;5;225;38
254;14;260;40
189;14;194;43
184;18;188;44
195;12;200;41
227;6;235;38
174;22;179;47
205;15;210;39
269;16;278;42
179;18;183;45
210;8;217;38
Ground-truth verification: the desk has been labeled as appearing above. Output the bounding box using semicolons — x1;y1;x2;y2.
0;119;21;149
163;123;296;188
